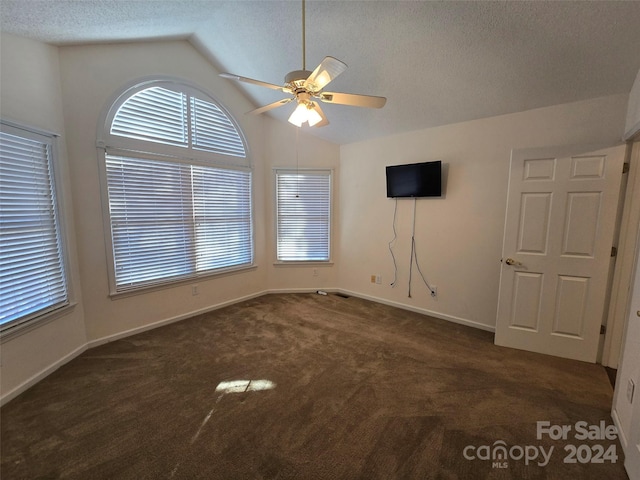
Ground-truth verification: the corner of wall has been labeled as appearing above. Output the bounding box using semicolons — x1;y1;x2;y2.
625;69;640;140
0;32;88;403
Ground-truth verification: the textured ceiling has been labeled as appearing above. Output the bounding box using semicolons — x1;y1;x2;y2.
2;0;640;145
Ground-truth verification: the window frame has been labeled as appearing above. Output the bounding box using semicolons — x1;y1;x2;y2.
0;120;74;336
97;78;254;296
274;168;333;264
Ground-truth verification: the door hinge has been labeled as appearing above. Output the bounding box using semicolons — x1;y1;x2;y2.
611;246;618;257
623;163;630;174
600;325;607;335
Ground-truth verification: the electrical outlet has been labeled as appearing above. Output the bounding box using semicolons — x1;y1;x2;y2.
431;286;437;298
370;275;376;283
191;284;199;296
375;275;382;284
628;379;635;404
313;268;318;277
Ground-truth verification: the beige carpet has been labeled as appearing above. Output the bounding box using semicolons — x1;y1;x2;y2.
1;293;628;479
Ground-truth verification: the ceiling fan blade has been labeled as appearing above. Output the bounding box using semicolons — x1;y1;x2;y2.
248;98;294;115
319;91;387;109
304;56;347;92
220;73;284;91
312;102;329;127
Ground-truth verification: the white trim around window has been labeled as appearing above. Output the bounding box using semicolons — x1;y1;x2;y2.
0;120;73;335
97;78;254;296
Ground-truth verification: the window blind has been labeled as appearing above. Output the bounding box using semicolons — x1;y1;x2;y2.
110;85;246;159
192;166;252;271
191;97;246;157
276;170;331;261
0;128;68;327
106;154;252;290
111;86;188;147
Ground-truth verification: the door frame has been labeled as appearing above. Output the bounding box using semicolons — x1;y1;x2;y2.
603;140;640;367
611;212;640;480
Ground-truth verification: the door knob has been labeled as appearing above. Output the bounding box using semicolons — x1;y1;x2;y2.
505;258;522;266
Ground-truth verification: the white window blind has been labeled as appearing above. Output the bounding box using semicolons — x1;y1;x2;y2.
111;86;188;147
110;85;246;158
191;97;246;157
106;155;252;291
276;170;331;262
192;166;252;271
0;127;68;328
104;82;252;293
106;156;192;287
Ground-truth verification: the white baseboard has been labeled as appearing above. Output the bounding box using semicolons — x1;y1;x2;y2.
336;289;496;333
265;287;339;295
1;343;87;407
611;407;628;451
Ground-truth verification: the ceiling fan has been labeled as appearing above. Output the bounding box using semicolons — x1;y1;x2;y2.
220;0;386;128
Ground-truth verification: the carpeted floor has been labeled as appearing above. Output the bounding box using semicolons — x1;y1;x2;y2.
1;293;628;479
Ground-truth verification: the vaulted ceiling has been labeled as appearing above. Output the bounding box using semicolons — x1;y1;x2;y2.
2;0;640;144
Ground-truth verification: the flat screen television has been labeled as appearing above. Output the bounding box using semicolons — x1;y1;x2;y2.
386;161;442;198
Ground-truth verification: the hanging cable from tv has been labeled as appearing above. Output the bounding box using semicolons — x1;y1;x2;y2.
408;198;436;298
388;197;399;287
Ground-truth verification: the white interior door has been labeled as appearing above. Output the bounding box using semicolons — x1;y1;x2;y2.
495;145;625;362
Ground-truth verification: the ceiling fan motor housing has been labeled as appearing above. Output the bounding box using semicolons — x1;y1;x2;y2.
285;70;313;88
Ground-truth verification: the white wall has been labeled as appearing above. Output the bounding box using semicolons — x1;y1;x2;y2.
0;33;87;401
338;95;629;330
626;69;640;139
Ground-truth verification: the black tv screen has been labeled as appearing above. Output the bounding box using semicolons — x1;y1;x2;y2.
386;161;442;198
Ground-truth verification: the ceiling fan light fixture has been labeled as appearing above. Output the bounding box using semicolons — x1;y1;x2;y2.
288;101;322;127
307;104;323;127
288;102;307;127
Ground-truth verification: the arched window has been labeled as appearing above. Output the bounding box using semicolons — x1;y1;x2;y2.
99;80;252;293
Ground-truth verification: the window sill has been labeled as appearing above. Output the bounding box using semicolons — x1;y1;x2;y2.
273;261;334;267
0;302;78;343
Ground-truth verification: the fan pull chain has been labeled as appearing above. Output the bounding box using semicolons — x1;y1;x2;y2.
296;127;300;198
